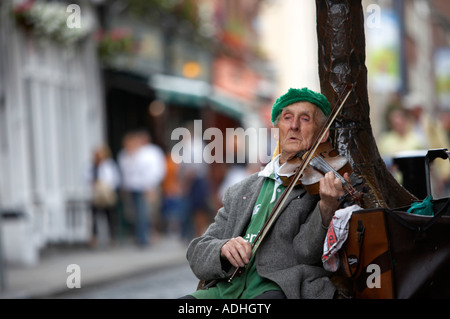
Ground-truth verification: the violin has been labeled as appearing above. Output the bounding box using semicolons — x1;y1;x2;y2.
278;140;363;205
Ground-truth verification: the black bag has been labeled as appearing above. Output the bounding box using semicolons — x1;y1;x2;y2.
386;197;450;298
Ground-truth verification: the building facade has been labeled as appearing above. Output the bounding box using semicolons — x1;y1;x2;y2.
0;0;104;265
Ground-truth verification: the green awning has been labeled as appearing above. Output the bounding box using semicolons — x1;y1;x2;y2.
149;74;209;108
149;74;250;119
208;89;250;120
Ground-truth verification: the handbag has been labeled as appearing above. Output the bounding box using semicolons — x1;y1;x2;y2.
339;197;450;298
92;181;117;208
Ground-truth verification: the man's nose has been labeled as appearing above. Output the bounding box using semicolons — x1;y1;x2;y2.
290;118;300;130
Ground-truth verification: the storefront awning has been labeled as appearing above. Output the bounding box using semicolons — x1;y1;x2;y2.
149;74;251;120
149;74;209;108
208;88;251;120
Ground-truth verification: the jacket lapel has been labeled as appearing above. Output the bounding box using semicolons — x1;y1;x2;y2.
233;176;265;237
233;177;307;237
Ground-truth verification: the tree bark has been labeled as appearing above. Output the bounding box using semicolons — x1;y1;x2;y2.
315;0;416;209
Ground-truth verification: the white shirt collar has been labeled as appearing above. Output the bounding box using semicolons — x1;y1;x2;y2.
258;155;282;183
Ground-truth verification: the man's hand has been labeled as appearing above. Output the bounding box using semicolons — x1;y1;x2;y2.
318;171;349;227
220;236;252;268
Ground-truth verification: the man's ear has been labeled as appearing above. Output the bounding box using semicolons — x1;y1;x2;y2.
320;130;329;143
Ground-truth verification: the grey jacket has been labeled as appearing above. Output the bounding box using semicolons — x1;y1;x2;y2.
186;172;336;299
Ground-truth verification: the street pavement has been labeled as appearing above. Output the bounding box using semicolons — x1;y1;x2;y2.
53;262;199;299
0;235;197;299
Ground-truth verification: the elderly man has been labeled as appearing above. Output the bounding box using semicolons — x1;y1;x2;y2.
184;88;346;299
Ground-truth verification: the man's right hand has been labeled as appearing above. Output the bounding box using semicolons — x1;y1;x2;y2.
220;236;252;268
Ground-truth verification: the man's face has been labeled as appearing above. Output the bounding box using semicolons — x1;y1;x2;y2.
275;101;324;164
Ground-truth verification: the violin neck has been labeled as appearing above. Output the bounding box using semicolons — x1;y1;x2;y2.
309;156;347;184
310;156;363;205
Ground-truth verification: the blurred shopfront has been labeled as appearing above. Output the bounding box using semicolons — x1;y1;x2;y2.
100;3;273;211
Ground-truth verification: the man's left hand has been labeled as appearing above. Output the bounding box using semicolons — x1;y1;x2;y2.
318;171;348;227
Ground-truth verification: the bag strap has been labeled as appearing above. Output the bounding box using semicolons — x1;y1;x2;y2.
346;219;365;279
422;197;450;231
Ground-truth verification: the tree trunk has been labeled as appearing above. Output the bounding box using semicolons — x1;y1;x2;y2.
315;0;416;209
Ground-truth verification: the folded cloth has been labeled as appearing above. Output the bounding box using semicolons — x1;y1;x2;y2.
322;204;362;272
407;195;434;216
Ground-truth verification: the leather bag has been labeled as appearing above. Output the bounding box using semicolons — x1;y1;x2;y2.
339;197;450;299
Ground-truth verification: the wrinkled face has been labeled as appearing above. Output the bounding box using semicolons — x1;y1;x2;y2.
274;101;327;164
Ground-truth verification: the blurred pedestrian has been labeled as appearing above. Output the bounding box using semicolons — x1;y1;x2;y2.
217;163;249;206
161;151;185;238
403;93;449;150
118;130;167;247
179;122;213;240
439;109;450;195
378;106;425;160
439;109;450;142
404;94;450;196
217;132;260;206
377;106;425;184
86;144;121;248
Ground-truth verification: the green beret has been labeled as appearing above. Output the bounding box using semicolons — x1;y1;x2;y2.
271;88;331;124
